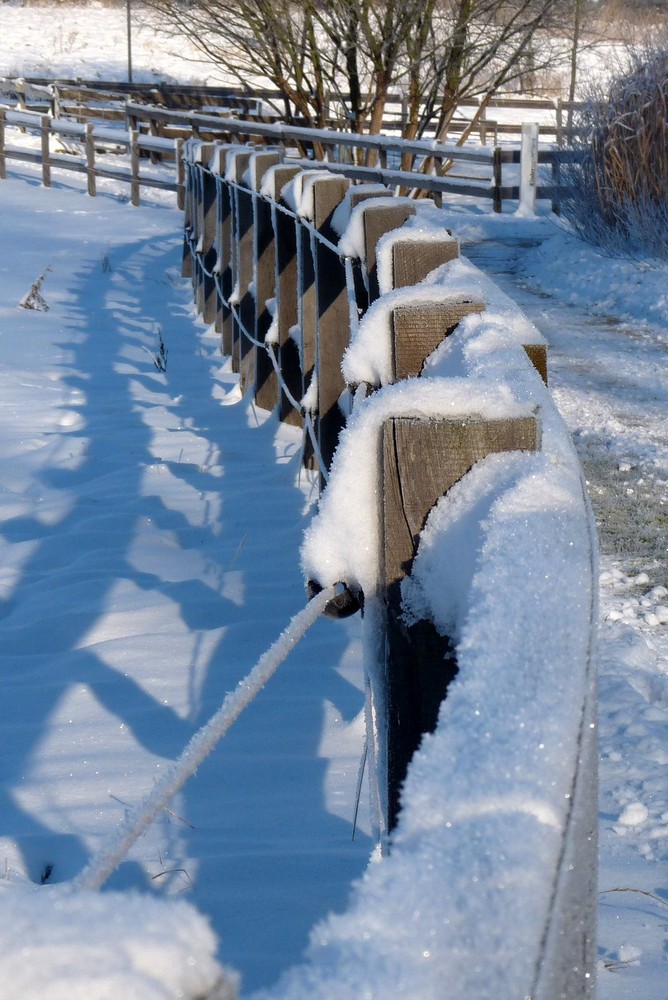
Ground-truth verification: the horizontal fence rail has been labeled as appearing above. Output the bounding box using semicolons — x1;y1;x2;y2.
1;76;585;145
0;96;581;213
181;138;598;999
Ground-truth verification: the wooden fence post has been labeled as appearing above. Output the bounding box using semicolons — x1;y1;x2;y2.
208;146;234;354
187;143;215;319
229;150;254;386
363;202;416;303
250;150;282;412
493;146;503;213
381;413;540;831
198;158;219;325
175;138;185;211
272;165;302;428
312;175;351;480
40;115;51;188
390;301;485;380
390;236;459;291
130;129;141;207
181;161;193;278
0;109;7;180
85;123;96;197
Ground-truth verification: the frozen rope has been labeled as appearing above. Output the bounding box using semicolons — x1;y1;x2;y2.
69;583;342;893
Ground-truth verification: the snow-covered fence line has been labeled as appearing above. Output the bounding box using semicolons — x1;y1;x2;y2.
0;106;181;206
182;139;598;999
2;76;585;146
0;96;578;214
133;102;577;214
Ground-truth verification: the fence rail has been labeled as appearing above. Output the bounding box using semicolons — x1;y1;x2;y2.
0;101;580;215
180;138;597;998
1;76;584;145
0;107;181;205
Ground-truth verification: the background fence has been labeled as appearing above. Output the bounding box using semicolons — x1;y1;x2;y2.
0;82;584;212
0;99;578;213
180;138;598;998
1;76;584;144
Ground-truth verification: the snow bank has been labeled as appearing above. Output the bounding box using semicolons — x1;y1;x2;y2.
294;293;597;997
0;886;237;1000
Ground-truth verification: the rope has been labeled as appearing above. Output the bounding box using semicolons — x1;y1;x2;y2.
69;583;342;893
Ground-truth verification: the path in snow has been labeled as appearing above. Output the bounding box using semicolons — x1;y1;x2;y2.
0;170;372;994
453;222;668;998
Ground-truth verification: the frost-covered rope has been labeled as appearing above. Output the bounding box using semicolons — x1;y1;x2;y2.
69;583;341;893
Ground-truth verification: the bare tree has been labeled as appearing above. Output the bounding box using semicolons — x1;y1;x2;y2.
143;0;568;141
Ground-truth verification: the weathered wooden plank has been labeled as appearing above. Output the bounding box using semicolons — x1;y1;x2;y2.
228;149;253;376
251;151;282;412
391;300;485;381
199;165;218;324
312;177;350;478
391;236;459;290
363;202;415;303
523;342;548;385
381;414;540;830
40;115;51;188
85;122;95;197
272;166;302;427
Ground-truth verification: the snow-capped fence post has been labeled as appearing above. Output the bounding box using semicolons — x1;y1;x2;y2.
390;236;460;290
199;152;218;324
380;412;540;831
311;174;351;478
362;202;416;302
250;150;283;412
390;300;485;379
388;242;549;383
271;165;302;428
211;146;234;354
519;122;539;215
229;149;254;384
40;114;51;188
191;143;216;323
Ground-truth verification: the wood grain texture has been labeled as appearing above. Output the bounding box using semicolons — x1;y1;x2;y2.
391;237;459;289
523;342;548;385
363;203;416;302
391;300;485;381
381;414;539;829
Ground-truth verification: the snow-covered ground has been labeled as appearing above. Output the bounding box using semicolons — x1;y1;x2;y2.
440;207;668;999
0;5;667;998
0;164;376;998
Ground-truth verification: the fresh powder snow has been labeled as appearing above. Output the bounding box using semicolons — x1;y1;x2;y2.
1;6;667;999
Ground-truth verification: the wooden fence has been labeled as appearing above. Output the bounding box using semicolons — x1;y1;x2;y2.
0;107;181;206
1;76;583;145
181;138;598;998
0;102;578;213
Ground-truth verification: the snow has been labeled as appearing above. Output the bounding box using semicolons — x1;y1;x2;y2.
0;168;372;995
1;6;667;1000
0;887;237;1000
301;366;537;596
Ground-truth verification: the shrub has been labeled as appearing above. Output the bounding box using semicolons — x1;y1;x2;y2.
561;45;668;260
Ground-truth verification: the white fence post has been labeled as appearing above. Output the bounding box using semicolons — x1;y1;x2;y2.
519;121;539;214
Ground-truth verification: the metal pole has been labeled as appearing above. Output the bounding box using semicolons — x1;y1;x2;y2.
126;0;133;84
